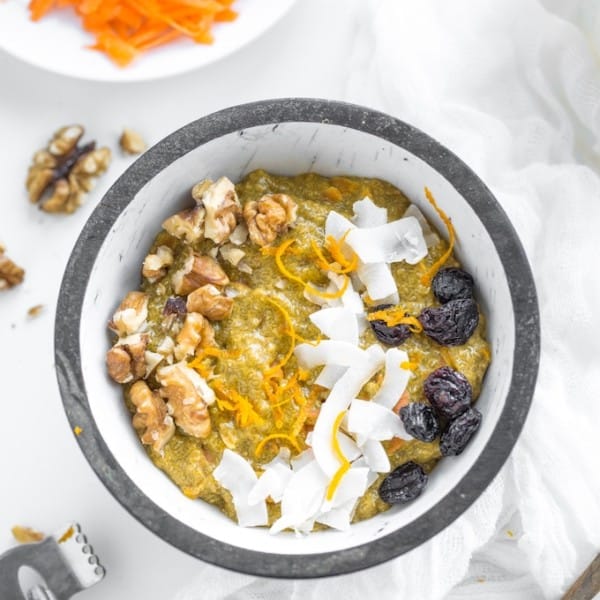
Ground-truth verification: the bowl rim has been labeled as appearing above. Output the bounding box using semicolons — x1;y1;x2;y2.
55;98;540;578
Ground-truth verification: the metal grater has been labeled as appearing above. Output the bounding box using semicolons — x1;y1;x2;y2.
0;523;104;600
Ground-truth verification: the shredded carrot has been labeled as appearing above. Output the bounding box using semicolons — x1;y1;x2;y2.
392;390;410;414
387;436;407;453
420;187;456;287
326;411;351;501
28;0;238;67
255;433;301;458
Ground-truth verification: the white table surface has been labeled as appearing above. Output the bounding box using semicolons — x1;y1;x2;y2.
2;1;597;599
0;1;366;598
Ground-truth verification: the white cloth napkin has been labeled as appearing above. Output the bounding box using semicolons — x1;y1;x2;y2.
173;1;600;598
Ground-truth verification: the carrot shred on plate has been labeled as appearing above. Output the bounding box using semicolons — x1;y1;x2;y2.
27;0;238;67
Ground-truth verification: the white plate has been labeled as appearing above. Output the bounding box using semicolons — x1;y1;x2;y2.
0;0;296;82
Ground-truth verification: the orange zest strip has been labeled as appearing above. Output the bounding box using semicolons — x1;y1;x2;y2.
211;380;263;428
274;239;308;287
367;307;423;333
255;433;301;458
28;0;238;67
325;410;351;501
325;230;357;271
400;361;419;371
420;187;456;287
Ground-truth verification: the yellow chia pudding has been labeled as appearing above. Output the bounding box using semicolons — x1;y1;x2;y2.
105;170;490;533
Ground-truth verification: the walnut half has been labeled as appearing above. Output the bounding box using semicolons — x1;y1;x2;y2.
174;312;215;361
130;380;175;453
157;362;215;438
243;193;297;247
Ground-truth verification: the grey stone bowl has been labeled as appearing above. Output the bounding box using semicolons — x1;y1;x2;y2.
55;98;539;578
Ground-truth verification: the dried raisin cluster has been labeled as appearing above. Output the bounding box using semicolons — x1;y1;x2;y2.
419;267;480;346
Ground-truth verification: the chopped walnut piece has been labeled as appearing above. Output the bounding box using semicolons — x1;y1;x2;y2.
26;125;111;214
162;206;205;243
12;526;44;543
106;333;148;383
157;362;215;438
186;284;233;320
130;380;175;453
142;245;174;282
171;251;229;295
243;193;298;246
120;128;147;155
219;243;245;267
108;291;148;336
174;312;207;360
144;351;164;378
0;246;25;290
193;177;241;244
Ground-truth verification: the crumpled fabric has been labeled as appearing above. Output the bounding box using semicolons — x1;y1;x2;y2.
173;1;600;598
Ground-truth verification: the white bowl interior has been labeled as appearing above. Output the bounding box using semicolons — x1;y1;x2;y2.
80;122;514;554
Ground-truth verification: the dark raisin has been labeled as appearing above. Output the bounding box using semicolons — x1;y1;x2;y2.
378;461;428;504
440;407;482;456
163;296;187;316
432;267;474;304
369;303;412;346
424;366;472;419
400;403;440;442
418;298;479;346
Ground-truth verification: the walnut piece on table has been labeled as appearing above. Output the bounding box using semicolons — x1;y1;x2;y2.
0;245;25;290
243;193;297;246
130;380;174;453
26;124;111;214
119;128;147;155
157;362;215;438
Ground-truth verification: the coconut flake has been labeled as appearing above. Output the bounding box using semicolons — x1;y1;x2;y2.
346;216;427;265
359;439;391;473
325;211;355;242
213;449;268;527
315;364;347;389
356;262;399;304
403;204;439;247
372;348;412;410
309;306;359;345
294;341;370;370
230;222;249;245
248;449;293;505
352;197;388;227
316;499;356;531
269;460;328;535
346;399;408;442
311;345;385;477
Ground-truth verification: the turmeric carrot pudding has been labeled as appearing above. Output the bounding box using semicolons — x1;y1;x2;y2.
106;170;490;533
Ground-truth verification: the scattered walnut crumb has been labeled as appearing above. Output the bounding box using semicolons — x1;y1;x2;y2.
27;304;44;318
0;245;25;290
12;526;44;543
120;128;147;155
